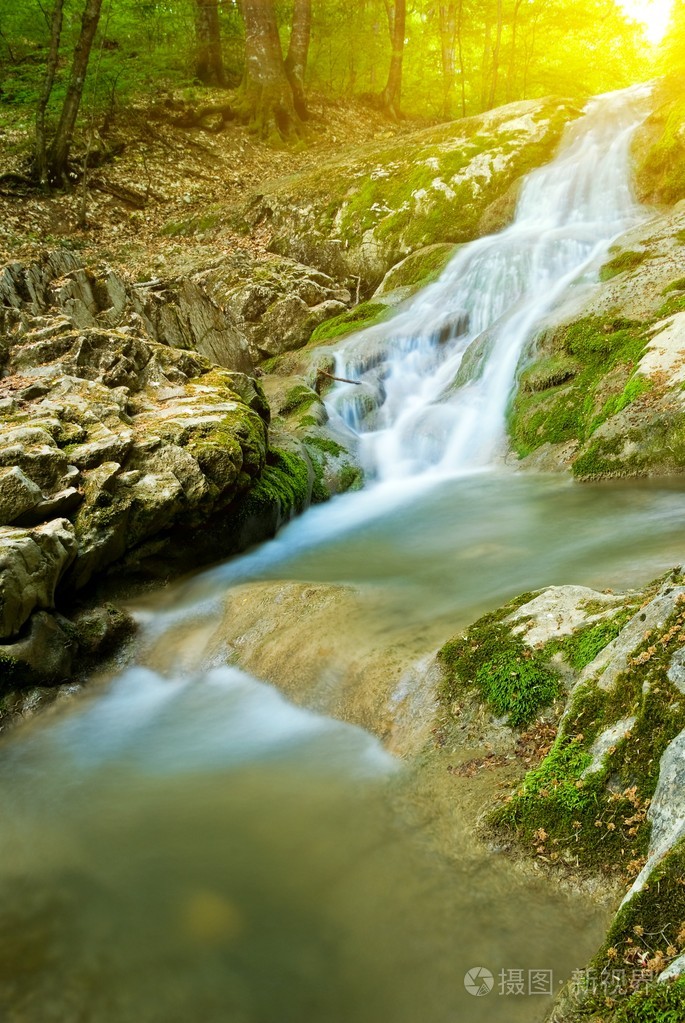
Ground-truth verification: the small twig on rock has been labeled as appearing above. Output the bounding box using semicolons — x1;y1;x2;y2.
317;369;361;386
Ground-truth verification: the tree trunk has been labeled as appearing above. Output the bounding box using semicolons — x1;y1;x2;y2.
194;0;226;86
380;0;406;119
480;20;491;110
457;0;466;117
285;0;311;120
35;0;64;188
487;0;503;110
238;0;303;140
46;0;103;185
506;0;523;101
439;2;457;119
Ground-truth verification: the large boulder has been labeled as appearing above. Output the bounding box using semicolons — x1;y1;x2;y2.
248;98;578;294
0;323;270;591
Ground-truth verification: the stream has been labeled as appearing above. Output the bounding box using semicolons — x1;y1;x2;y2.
1;84;683;1023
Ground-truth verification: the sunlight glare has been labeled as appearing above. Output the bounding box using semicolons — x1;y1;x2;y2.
619;0;675;44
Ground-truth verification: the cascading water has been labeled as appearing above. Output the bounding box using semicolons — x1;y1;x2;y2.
326;86;651;481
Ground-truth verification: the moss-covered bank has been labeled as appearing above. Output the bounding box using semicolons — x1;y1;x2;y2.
435;571;685;1021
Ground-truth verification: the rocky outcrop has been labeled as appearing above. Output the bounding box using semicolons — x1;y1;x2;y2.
247;98;578;295
0;246;368;691
0;519;76;638
0;321;272;591
198;250;353;359
436;570;685;1020
508;203;685;479
0;250;254;373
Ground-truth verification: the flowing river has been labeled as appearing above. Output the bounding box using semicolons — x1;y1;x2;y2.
2;85;684;1023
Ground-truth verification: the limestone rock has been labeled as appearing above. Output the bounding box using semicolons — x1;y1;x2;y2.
0;520;77;639
0;466;42;525
70;604;136;657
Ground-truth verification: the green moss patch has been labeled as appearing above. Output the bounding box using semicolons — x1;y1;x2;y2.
237;447;311;524
562;610;635;670
303;435;347;457
378;244;457;294
508;317;653;466
568;842;685;1020
635;75;685;205
308;302;390;344
279;384;320;416
599;250;650;282
438;593;561;728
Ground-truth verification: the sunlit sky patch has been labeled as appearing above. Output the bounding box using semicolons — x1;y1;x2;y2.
619;0;674;44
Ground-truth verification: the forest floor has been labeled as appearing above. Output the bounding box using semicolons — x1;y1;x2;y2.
0;89;424;278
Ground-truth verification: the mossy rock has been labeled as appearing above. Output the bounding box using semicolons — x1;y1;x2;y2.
308;301;391;344
508;316;662;474
259;97;579;292
488;577;685;875
374;244;458;296
599;248;650;282
437;592;561;728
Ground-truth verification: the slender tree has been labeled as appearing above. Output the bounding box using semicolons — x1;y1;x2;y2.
456;0;466;116
46;0;103;184
238;0;303;139
285;0;312;120
194;0;226;86
438;2;457;118
506;0;524;101
35;0;64;188
380;0;406;118
487;0;503;109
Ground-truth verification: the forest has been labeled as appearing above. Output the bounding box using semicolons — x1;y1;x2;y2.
0;0;660;182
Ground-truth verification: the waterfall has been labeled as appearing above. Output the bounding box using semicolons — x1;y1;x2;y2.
325;86;651;482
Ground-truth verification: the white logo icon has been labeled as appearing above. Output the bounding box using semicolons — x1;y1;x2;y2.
464;967;494;996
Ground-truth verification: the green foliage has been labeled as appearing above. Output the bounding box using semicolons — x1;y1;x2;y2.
599;249;650;282
438;594;561;727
